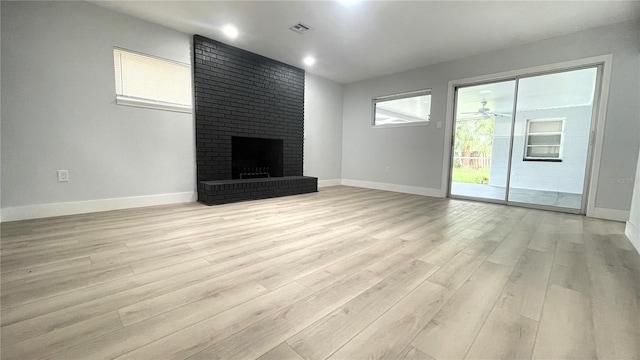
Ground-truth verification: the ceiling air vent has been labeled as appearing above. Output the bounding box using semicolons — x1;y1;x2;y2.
289;23;311;35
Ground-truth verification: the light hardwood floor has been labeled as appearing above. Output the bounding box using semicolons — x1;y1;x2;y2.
1;186;639;360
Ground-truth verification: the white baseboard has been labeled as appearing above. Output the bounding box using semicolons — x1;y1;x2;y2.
341;179;443;198
318;179;342;188
1;192;196;222
589;207;630;222
626;221;640;255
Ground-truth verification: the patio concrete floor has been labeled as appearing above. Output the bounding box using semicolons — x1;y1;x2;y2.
451;182;583;210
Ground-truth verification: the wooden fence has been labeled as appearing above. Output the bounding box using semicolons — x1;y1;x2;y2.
453;156;491;169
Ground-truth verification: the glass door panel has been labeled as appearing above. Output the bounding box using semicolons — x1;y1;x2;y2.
450;80;516;201
507;67;598;210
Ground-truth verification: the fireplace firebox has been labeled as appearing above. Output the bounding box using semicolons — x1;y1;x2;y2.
232;136;283;179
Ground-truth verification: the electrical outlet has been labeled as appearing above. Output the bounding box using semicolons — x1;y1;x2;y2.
384;166;390;174
57;170;69;182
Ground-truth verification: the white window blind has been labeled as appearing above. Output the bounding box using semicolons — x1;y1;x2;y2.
113;48;192;113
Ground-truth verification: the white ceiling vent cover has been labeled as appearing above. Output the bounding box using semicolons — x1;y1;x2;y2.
289;23;311;34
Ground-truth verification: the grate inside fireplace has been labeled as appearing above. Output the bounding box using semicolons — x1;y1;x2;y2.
240;167;270;179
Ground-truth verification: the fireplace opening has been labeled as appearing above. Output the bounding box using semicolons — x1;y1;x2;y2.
232;136;284;179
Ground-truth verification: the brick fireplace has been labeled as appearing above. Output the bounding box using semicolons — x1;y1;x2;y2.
193;35;317;205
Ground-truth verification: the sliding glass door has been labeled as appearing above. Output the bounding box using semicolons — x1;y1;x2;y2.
450;80;516;202
507;67;598;210
449;66;600;213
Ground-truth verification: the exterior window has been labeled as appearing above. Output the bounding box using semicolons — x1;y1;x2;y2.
524;118;565;161
373;89;431;126
113;48;192;113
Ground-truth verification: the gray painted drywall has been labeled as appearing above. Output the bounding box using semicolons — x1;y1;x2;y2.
490;106;593;194
304;74;344;181
341;19;640;212
628;147;640;229
627;147;639;243
1;1;195;208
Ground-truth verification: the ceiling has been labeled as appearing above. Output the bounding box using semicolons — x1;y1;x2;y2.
91;1;640;84
456;66;598;116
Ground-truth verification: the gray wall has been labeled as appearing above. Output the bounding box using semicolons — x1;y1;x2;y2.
1;1;195;208
341;19;639;212
490;106;593;194
626;147;640;250
304;74;344;182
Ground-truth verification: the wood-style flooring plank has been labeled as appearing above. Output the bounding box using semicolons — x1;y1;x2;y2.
418;228;485;266
549;239;591;294
295;237;411;291
186;270;385;359
531;285;597;359
427;238;499;290
116;282;311;360
0;311;123;360
117;255;265;326
585;233;640;359
486;230;536;267
327;280;449;360
494;249;554;321
287;260;439;360
2;258;266;345
0;258;211;328
257;343;304;360
398;346;435;360
411;261;514;359
465;307;538;360
47;282;268;360
0;257;93;284
1;265;136;308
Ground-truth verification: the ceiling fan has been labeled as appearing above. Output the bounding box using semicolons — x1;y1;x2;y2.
459;98;511;119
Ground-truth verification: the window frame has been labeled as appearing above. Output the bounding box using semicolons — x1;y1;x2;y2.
113;47;192;113
371;89;432;128
523;118;565;162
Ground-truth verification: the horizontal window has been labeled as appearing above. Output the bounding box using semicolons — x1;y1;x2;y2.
373;89;431;126
113;48;192;113
524;118;565;161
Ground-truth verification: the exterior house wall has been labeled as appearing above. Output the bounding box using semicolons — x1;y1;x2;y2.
489;105;593;194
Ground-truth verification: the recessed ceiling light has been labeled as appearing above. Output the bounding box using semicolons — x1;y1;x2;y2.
479;90;492;94
303;56;316;66
222;24;238;40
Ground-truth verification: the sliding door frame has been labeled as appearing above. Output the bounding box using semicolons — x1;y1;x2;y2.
442;55;613;216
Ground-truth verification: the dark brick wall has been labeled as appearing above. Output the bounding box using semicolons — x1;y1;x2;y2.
193;34;305;182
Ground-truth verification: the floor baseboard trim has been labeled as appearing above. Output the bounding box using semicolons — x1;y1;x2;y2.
318;179;342;188
341;179;443;198
1;192;196;222
590;207;630;222
626;221;640;255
